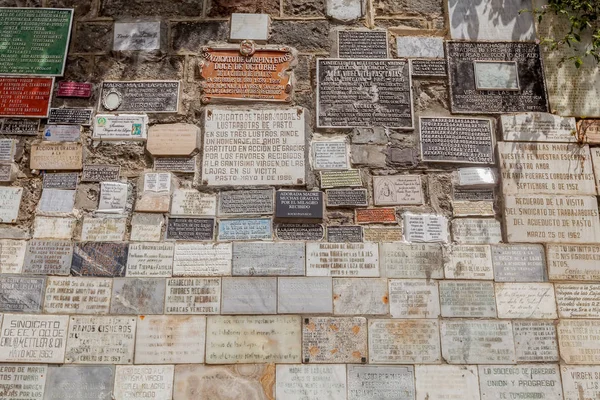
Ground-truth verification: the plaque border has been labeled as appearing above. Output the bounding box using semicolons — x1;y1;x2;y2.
97;80;181;113
0;77;54;118
48;107;95;126
355;207;398;224
473;60;520;91
81;164;121;182
319;169;363;189
336;29;390;59
372;174;424;206
217;188;275;216
326;225;364;242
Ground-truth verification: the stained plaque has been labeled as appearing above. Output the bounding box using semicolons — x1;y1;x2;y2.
0;78;53;118
356;208;396;224
278;277;332;314
275;223;324;241
113;21;164;51
80;217;126;242
333;278;388;316
368;319;441;364
30;142;82;170
92;114;148;140
380;243;444;279
71;242;128;277
32;216;75;240
172;242;232;276
327;225;363;242
0;363;46;400
44;365;114;400
363;227;404;242
276;365;346;400
337;30;388;58
373;175;423;205
110;278;166;315
146;123;199;157
441;320;516;364
512;321;559;362
0;163;15;183
388;279;439;319
130;213;163;242
0;187;22;223
0;276;45;313
349;365;414;400
439;280;496;318
219;189;274;215
302;317;367;363
397;36;444;58
326;188;368;207
57;82;92;98
23;240;72;275
452;200;494;217
306;242;379;277
44;276;112;314
81;165;120;182
445;244;493;280
501;112;577;142
320;170;362;188
275;191;323;220
99;81;179;113
0;239;26;274
166;217;214;241
232;242;304;276
47;108;93;126
452;218;502;244
165;277;221;314
561;366;600;400
492;244;546;282
126;242;174;277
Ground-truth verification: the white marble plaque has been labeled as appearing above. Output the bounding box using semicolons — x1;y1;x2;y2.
126;242;173;277
373;175;423;205
303;317;367;363
80;217;127;241
474;61;519;90
278;277;332;314
397;36;444;58
0;239;26;273
389;279;440;319
0;187;22;223
32;217;75;239
306;242;379;277
547;244;600;280
451;218;502;244
512;321;559;362
37;189;75;215
445;245;493;279
114;365;174;400
348;365;415;400
380;243;444;279
561;366;600;400
312;140;348;170
501;112;577;142
97;182;128;214
439;281;496;318
457;167;497;187
556;283;600;318
478;364;563;400
403;213;449;243
130;213;163;242
233;242;305;276
495;283;557;319
165;277;221;314
93;114;148;140
369;319;441;364
0;364;47;400
276;365;346;400
172;243;232;276
170;190;216;216
221;277;277;314
113;21;162;51
415;365;480;400
441;320;516;364
43;276;112;314
218;218;272;241
333;278;388;315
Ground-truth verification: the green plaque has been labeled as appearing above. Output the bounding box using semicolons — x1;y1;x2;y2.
0;8;73;76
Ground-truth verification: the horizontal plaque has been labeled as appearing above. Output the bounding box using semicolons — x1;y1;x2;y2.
557;319;600;364
275;190;323;220
0;118;39;135
172;242;232;276
439;280;496;318
363;227;403;242
232;242;304;276
478;364;563;400
99;81;179;113
380;243;444;279
452;200;495;217
171;190;216;216
154;156;196;173
501;112;577;142
126;242;174;277
445;244;493;280
32;216;75;240
452;218;502;244
221;277;277;314
30;142;82;171
146;123;199;156
44;276;112;314
415;365;479;400
218;189;274;215
218;218;272;240
453;188;495;201
275;223;324;241
71;242;128;277
47;108;93;126
356;208;396;224
303;317;367;363
44;365;114;400
80;217;126;242
37;188;75;216
512;321;559;362
312;140;348;170
306;242;379;277
411;59;447;77
547;244;600;281
338;30;389;59
562;366;600;400
110;278;166;315
326;188;368;207
0;77;53;118
495;283;557;319
276;365;346;400
130;213;163;243
457;167;497;187
327;225;363;242
404;212;449;243
23;240;73;275
229;13;269;42
373;175;423;205
397;36;444;58
166;217;214;241
320;170;362;188
113;21;163;51
165;277;221;314
278;277;332;314
369;319;440;364
556;283;600;318
0;363;47;399
42;172;78;189
389;279;440;319
334;278;388;315
0;276;45;313
492;244;546;282
114;365;173;400
93;114;148;141
441;320;516;364
57;81;92;98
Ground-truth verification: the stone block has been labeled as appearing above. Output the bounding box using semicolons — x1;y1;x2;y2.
369;319;441;364
221;277;277;314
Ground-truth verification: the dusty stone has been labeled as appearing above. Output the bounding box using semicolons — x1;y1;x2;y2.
171;21;229;52
380;243;444;279
221;277;277;314
207;0;279;17
284;0;325;16
302;317;367;363
439;281;496;318
348;365;415;400
0;239;26;273
350;144;387;167
114;365;174;400
495;283;557;319
72;23;112;53
441;320;516;364
512;321;559;362
445;245;493;280
276;365;346;400
44;277;112;315
0;276;45;313
270;20;331;53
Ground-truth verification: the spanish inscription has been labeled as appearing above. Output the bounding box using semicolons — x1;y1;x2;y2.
99;81;180;113
338;30;389;58
306;242;379;277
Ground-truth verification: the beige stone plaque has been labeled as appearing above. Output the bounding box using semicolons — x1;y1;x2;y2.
81;217;127;241
415;365;480;400
445;245;493;280
32;217;75;239
306;242;379;277
170;189;217;216
439;281;496;318
0;187;21;223
114;365;174;400
165;277;221;314
495;283;557;319
363;227;403;242
452;201;495;217
130;213;164;242
380;243;444;279
547;244;600;280
373;175;423;205
30;142;82;170
333;278;388;315
303;317;367;363
44;277;112;314
389;279;440;319
501;112;577;142
0;239;26;273
441;320;516;364
146;123;199;156
478;364;563;400
368;319;441;364
556;283;600;318
561;366;600;400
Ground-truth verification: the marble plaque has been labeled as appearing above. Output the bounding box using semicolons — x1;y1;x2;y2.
439;281;496;318
80;217;127;242
276;365;346;400
42;125;80;142
451;218;502;244
221;277;276;314
348;365;415;400
172;242;232;276
474;61;519;90
512;321;559;363
356;208;397;224
43;365;114;400
165;277;221;314
547;244;600;280
110;278;166;314
97;182;128;214
415;365;480;400
306;242;379;277
146;123;198;156
441;320;516;364
312;141;348;170
99;81;179;113
338;30;389;58
0;276;45;313
126;242;174;277
327;225;363;243
276;223;324;241
445;244;493;280
0;364;46;400
492;244;546;282
71;242;128;277
369;319;440;364
134;315;206;364
373;175;423;205
218;189;274;215
380;243;444;279
47;108;93;126
113;21;163;51
326;188;368;207
218;218;272;241
232;242;304;276
43;276;112;315
170;190;216;216
320;170;363;188
0;187;22;223
556;283;600;318
23;240;72;275
0;314;68;363
206;315;301;364
457;167;497;187
202;108;305;186
166;217;214;241
92;114;148;141
0;239;26;274
275;191;323;220
389;279;440;319
333;278;388;315
363;227;403;242
30;142;82;170
278;277;332;314
403;213;449;243
478;364;562;400
32;217;75;240
495;283;557;319
411;59;448;77
397;36;444;58
113;365;174;400
37;189;75;215
230;13;269;41
501;112;577;142
43;172;78;190
130;213;163;242
303;317;367;363
81;165;120;182
561;366;600;400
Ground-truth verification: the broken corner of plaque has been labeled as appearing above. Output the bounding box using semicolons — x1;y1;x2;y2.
198;43;298;104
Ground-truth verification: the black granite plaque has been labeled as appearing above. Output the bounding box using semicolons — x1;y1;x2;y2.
338;30;388;58
411;59;447;77
327;225;363;243
0;118;39;135
81;164;121;182
71;242;128;277
99;81;180;113
447;41;548;114
453;188;495;201
219;189;274;215
420;117;494;164
166;217;215;240
0;276;45;312
326;188;368;207
47;108;93;125
275;223;324;241
43;172;78;189
275;191;323;220
317;59;413;129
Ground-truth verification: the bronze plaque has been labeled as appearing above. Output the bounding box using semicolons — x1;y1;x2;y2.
200;45;293;103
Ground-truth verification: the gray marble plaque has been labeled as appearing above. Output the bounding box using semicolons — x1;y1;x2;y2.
278;277;332;314
415;365;480;400
23;240;72;275
369;319;441;364
218;189;274;215
232;242;304;276
478;364;562;400
80;217;127;242
0;364;46;400
380;243;444;279
547;244;600;281
512;321;559;362
165;277;221;314
43;276;112;314
43;365;114;400
0;276;45;313
110;278;166;314
441;320;516;364
113;365;174;400
388;279;440;319
303;317;367;363
348;365;415;400
439;281;496;318
333;278;388;315
276;365;346;400
327;225;363;243
221;277;276;314
130;213;164;242
491;244;546;282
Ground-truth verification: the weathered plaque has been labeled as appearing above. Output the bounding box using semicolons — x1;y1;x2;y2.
439;281;496;318
0;118;39;136
501;112;577;142
80;217;126;242
332;278;387;316
65;316;135;364
276;365;346;400
165;277;221;314
0;163;15;183
32;216;75;240
327;225;363;242
326;188;368;207
512;321;559;362
356;208;396;224
445;245;493;280
81;164;120;182
478;364;563;400
110;278;166;314
317;59;413;129
447;41;548;114
30;142;82;170
218;218;272;241
338;30;388;58
420;117;494;164
97;182;128;214
221;277;277;314
562;366;600;400
275;223;324;241
556;283;600;318
380;243;444;278
441;320;516;364
113;21;164;51
306;242;379;277
349;365;414;400
43;125;81;143
37;189;75;215
56;82;92;98
0;314;68;363
154;156;196;173
0;364;46;400
0;139;15;162
303;317;367;363
114;365;173;400
547;244;600;281
172;242;232;276
99;81;179;113
278;277;332;314
396;36;442;58
0;276;45;313
71;242;128;277
452;200;495;217
47;108;93;126
0;239;26;274
229;13;269;42
202;108;305;186
166;217;214;241
369;319;440;364
0;187;21;223
92;114;148;140
363;227;404;242
146;123;199;156
0;78;53;118
232;242;304;276
126;242;174;277
206;315;301;364
275;191;323;221
219;189;274;215
495;283;557;319
43;276;112;314
320;169;363;188
388;279;439;319
452;218;502;244
312;141;348;170
0;8;72;75
453;188;495;201
492;244;546;282
23;240;72;275
505;195;600;243
415;365;479;400
130;213;163;242
44;365;114;400
373;175;423;205
134;315;206;364
200;47;293;102
457;167;497;187
411;59;448;77
42;172;78;189
403;212;449;243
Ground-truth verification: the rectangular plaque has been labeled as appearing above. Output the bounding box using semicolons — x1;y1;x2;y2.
558;319;600;364
130;213;163;243
453;188;495;201
165;277;221;314
491;244;546;282
81;164;120;182
303;317;367;363
30;142;82;171
380;243;444;278
404;212;449;243
278;277;332;313
356;208;397;224
0;276;45;313
320;170;362;188
202;108;305;186
389;279;440;319
350;365;415;400
327;225;363;242
44;365;114;400
166;217;214;241
0;363;47;400
219;189;274;215
556;283;600;318
312;141;348;170
41;124;81;143
32;216;75;240
275;223;324;241
512;321;559;362
99;81;180;113
478;364;563;400
445;244;493;280
338;30;389;58
23;240;73;275
306;242;379;277
411;59;448;77
171;190;216;216
154;156;196;173
42;172;78;189
37;188;75;215
172;242;231;276
452;200;495;217
0;239;26;274
562;366;600;400
0;139;15;162
317;59;413;129
113;21;163;51
126;242;174;277
457;167;497;187
0;187;22;223
0;163;14;183
415;366;479;400
147;123;199;156
47;108;93;126
110;278;166;315
81;217;126;241
44;276;112;314
373;175;423;205
114;365;173;400
501;112;577;142
275;190;323;220
441;320;516;364
495;283;557;319
452;218;502;244
333;278;389;315
420;117;494;164
447;41;548;114
326;188;368;207
369;319;440;364
71;242;128;277
92;114;148;140
0;77;53;117
0;118;39;135
276;365;346;400
232;242;305;276
547;244;600;281
229;13;269;42
397;36;444;58
439;280;496;318
57;81;92;98
221;277;277;314
200;47;293;102
217;218;272;240
363;227;403;242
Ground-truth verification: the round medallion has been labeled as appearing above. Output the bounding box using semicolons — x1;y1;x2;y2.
102;89;123;111
239;40;256;57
